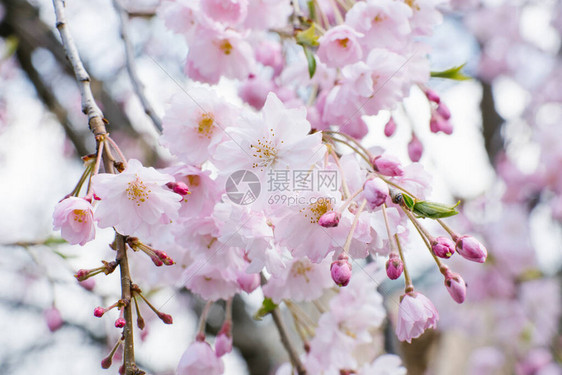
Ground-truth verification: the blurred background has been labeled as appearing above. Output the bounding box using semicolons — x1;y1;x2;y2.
0;0;560;374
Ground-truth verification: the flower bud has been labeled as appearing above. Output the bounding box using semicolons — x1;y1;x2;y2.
372;154;404;177
44;307;63;332
101;356;112;369
430;113;453;135
236;271;260;293
318;210;341;227
167;181;190;196
114;318;126;328
455;235;487;263
215;332;233;357
94;307;105;317
386;253;403;280
424;89;440;104
431;237;455;259
79;278;96;291
436;102;451;120
330;254;352;287
158;312;173;324
363;177;389;209
384;117;397;137
444;270;467;303
408;134;424;162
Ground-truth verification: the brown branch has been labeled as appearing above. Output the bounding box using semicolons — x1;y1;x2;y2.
113;0;163;133
260;273;306;374
51;1;139;373
480;80;505;165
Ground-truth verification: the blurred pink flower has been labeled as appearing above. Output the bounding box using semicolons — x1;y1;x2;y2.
395;291;439;343
53;197;95;246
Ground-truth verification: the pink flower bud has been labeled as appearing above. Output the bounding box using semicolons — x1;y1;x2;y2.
407;134;423;162
444;270;467;304
167;181;190;196
44;307;63;332
386;253;403;280
430;113;453;135
363;177;389;210
431;237;455;259
424;89;440;104
75;269;89;281
115;318;126;328
94;307;105;317
455;235;487;263
236;271;260;293
158;312;173;324
101;356;112;369
318;210;341;227
79;278;96;291
372;155;404;177
215;332;233;357
150;255;164;267
436;102;451;120
330;254;352;287
384;117;397;137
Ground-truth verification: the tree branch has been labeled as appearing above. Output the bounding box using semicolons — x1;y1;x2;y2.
113;0;163;133
51;1;139;373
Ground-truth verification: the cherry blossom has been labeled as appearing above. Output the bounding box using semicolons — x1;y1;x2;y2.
177;341;224;375
91;159;181;238
395;291;439;343
52;196;95;246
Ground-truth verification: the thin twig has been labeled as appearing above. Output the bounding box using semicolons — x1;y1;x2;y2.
113;0;163;133
51;1;138;373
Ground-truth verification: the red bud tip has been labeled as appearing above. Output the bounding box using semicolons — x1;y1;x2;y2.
94;307;105;317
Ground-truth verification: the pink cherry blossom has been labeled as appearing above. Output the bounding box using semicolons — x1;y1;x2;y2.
317;25;363;68
358;354;406;375
161;87;238;166
263;257;333;303
395;291;439;343
52;197;95;246
185;24;255;84
91;159;181;238
177;341;224;375
200;0;247;26
363;177;389;210
243;0;292;30
330;254;352;287
215;92;325;177
183;260;241;301
345;0;412;51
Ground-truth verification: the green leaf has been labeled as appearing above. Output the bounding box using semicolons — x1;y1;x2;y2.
253;297;278;321
302;46;317;78
3;36;19;59
296;24;319;47
412;200;460;219
401;194;415;211
430;64;471;81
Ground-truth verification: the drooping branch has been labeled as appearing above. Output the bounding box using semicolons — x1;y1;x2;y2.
50;1;139;373
113;0;163;133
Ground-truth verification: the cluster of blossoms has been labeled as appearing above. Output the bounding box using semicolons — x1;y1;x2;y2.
50;0;495;373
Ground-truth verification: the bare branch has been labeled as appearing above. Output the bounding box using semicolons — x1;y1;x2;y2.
113;0;163;133
51;0;105;135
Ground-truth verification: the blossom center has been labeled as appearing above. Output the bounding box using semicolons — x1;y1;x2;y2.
126;176;151;206
250;129;282;170
219;40;233;55
338;38;350;49
72;209;86;223
301;198;333;224
404;0;420;11
197;113;215;138
290;260;312;282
